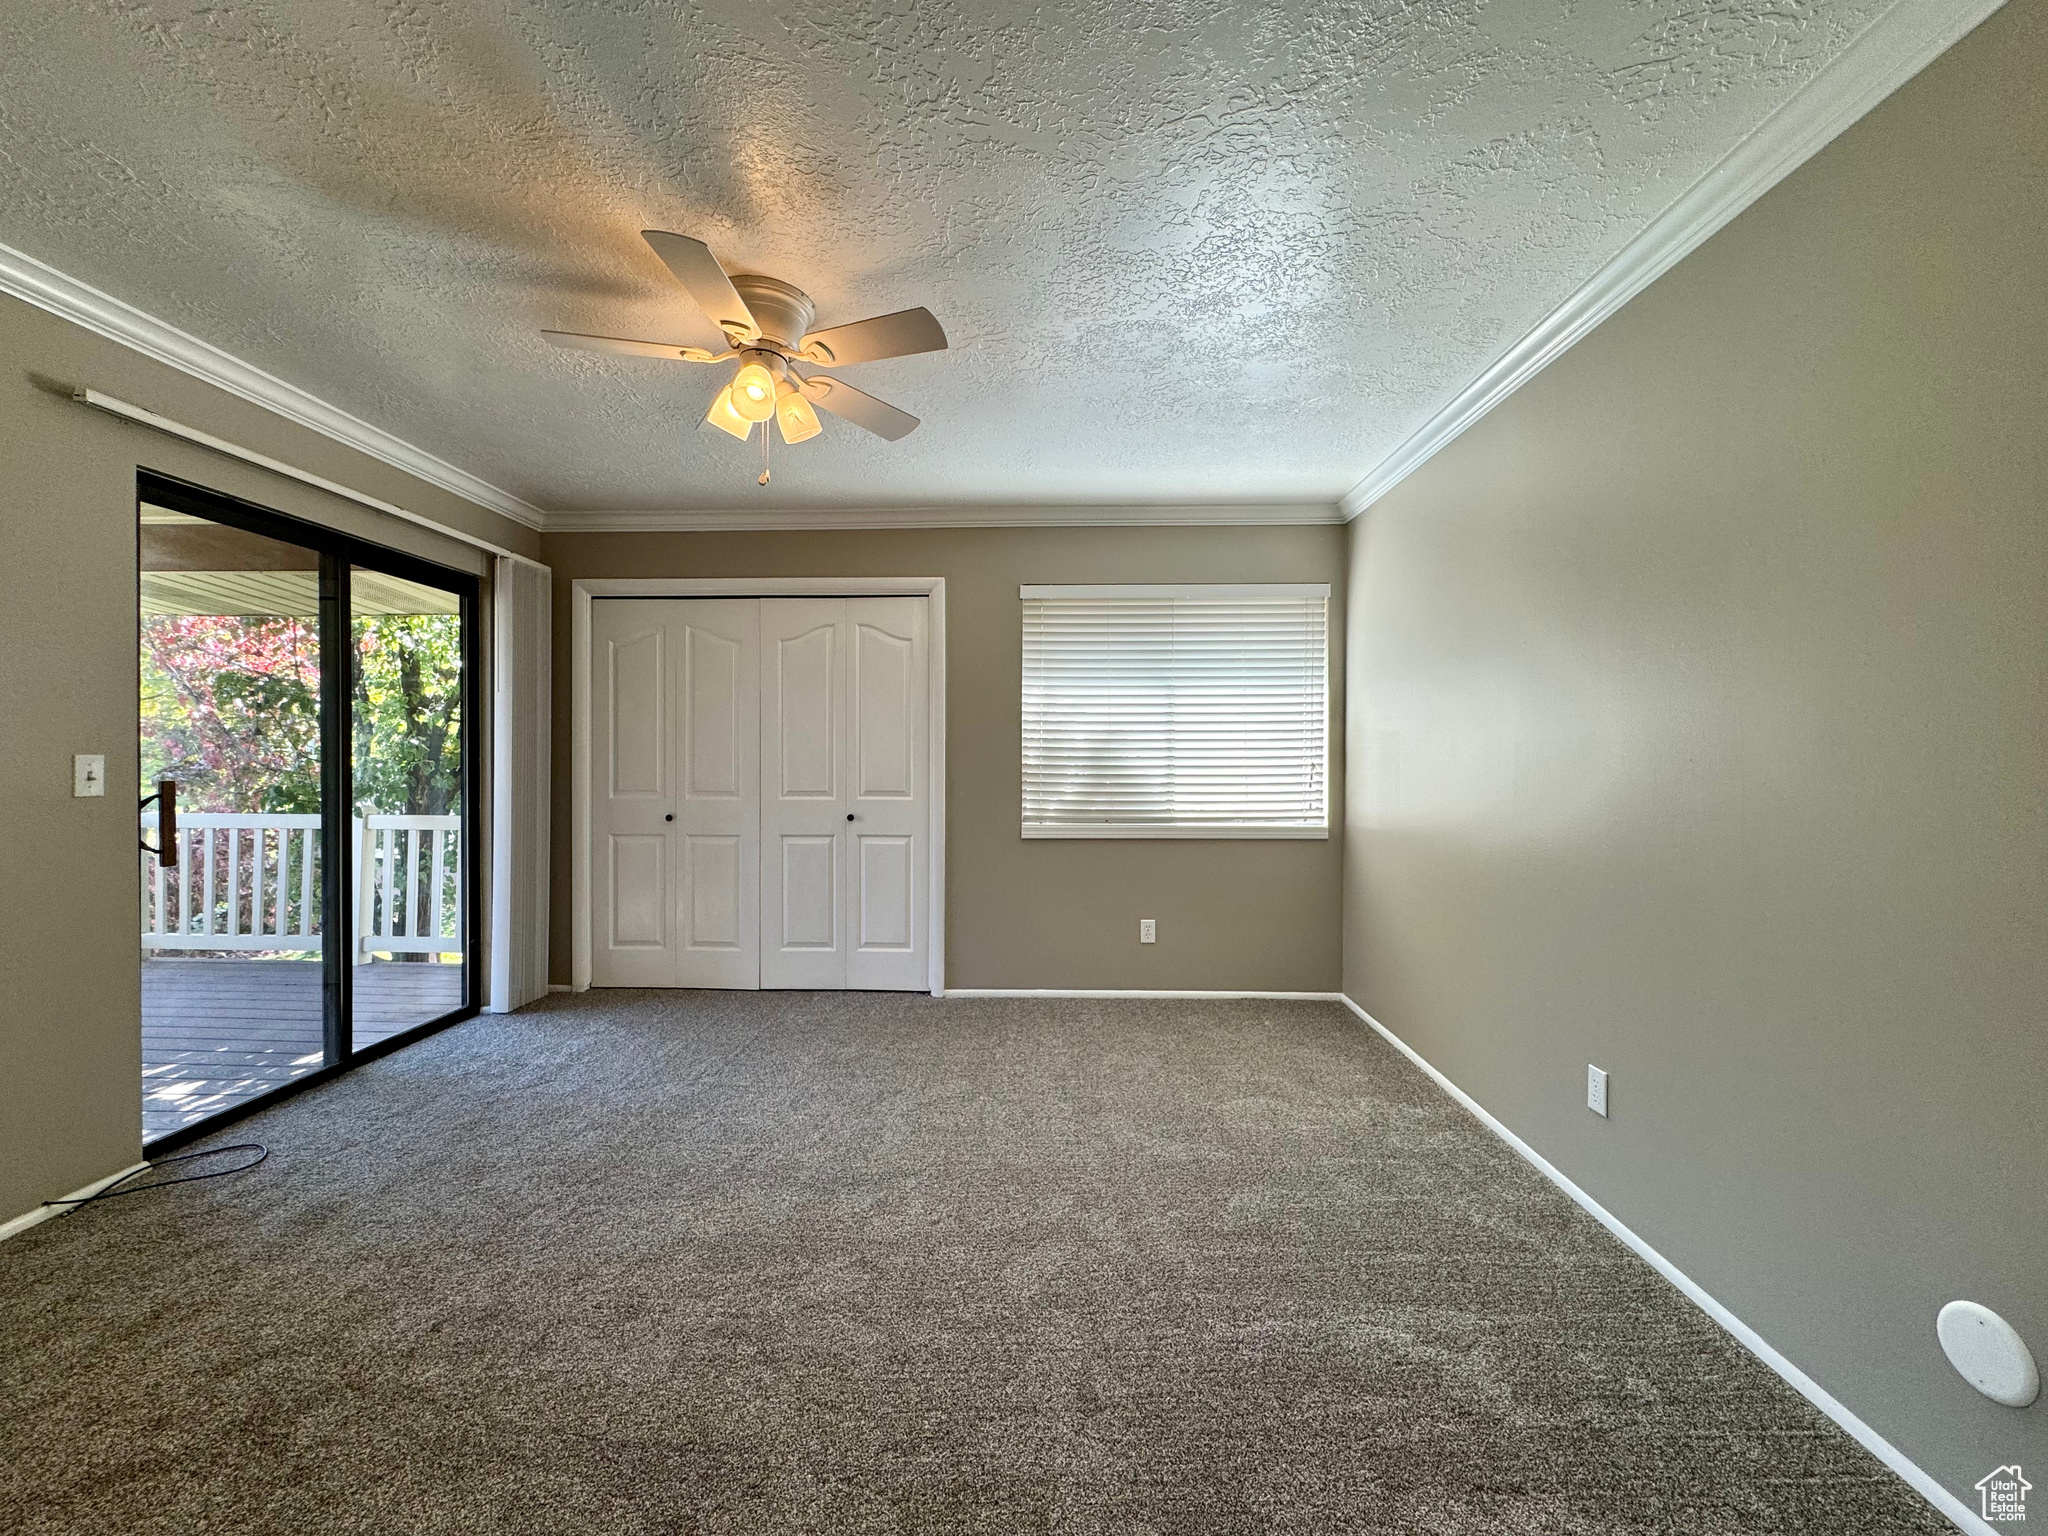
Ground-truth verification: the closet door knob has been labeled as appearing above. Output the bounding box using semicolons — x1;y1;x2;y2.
846;813;856;822
665;814;674;822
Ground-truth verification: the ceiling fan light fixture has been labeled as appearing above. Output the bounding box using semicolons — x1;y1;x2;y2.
730;351;781;421
545;232;945;458
775;385;823;444
704;383;753;440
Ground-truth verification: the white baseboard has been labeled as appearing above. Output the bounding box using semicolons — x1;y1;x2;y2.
1333;994;1989;1536
942;989;1345;1001
0;1161;150;1245
545;985;1333;1000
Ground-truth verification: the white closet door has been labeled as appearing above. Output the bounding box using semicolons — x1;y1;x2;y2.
672;600;761;988
590;599;761;987
845;596;928;990
759;596;929;991
589;600;677;985
761;599;848;987
594;594;926;993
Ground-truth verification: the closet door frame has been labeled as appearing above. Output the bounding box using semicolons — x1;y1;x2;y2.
571;577;947;996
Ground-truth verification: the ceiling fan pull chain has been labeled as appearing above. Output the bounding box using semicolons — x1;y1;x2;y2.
758;415;771;486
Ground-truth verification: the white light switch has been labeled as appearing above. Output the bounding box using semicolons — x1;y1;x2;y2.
1139;918;1156;944
73;754;105;797
1587;1064;1609;1117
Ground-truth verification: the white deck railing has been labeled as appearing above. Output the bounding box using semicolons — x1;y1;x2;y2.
356;815;462;957
141;813;321;952
141;811;462;961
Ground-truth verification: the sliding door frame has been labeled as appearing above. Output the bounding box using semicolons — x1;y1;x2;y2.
138;470;482;1152
569;577;948;996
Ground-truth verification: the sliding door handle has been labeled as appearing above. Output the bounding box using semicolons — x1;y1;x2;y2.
139;778;179;866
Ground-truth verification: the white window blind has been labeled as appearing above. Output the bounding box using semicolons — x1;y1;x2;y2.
1021;584;1329;838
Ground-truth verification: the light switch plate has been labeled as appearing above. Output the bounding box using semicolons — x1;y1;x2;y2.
1587;1064;1609;1117
1139;918;1156;944
73;754;105;797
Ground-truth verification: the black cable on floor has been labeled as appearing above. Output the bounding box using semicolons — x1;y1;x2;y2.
43;1144;268;1210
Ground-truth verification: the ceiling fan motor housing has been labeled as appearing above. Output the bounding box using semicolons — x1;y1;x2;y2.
543;231;935;444
729;273;815;354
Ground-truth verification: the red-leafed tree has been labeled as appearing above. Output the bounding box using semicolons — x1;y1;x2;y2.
140;612;462;817
141;614;322;813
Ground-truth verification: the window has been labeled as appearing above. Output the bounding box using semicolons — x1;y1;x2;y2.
1020;584;1329;838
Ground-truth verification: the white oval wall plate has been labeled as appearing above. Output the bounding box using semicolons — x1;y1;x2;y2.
1937;1300;2040;1407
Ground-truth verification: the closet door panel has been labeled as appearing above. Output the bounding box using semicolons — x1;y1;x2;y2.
855;835;914;950
673;601;761;988
846;596;928;990
683;836;742;947
761;599;848;987
589;605;677;985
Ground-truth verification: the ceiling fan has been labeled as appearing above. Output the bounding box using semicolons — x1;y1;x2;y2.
544;230;947;474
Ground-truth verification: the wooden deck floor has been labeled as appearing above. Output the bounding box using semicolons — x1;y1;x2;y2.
142;959;464;1142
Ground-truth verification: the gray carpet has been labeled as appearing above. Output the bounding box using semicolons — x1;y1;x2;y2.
0;993;1945;1535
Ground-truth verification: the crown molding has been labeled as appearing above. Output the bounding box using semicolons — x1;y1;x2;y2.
78;388;547;569
0;239;545;530
10;0;1995;536
541;501;1344;534
1339;0;2008;520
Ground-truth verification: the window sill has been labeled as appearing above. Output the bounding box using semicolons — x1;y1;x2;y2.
1021;824;1330;841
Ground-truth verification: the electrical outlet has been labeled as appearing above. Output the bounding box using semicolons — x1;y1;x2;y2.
1587;1064;1609;1118
73;754;105;798
1139;918;1156;944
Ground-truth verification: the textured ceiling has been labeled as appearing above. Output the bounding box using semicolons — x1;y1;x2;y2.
3;0;1893;512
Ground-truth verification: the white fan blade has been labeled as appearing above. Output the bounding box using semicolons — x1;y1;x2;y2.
641;231;759;341
798;373;919;440
799;307;947;366
543;330;724;363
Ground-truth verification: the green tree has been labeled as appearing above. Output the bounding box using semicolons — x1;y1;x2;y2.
351;614;463;817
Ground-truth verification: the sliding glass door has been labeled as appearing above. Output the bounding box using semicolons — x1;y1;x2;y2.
350;566;468;1044
138;503;329;1140
138;472;478;1148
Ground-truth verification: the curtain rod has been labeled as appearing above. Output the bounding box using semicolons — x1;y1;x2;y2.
74;387;549;573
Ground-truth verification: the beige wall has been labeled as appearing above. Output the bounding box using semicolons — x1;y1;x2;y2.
0;293;538;1222
1343;3;2045;1510
539;526;1346;992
